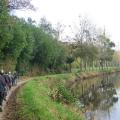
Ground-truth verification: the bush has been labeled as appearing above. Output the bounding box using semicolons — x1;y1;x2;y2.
50;82;76;104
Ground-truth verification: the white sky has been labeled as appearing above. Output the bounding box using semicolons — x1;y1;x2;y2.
14;0;120;49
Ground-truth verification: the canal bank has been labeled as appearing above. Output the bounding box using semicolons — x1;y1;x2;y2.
75;68;120;80
70;69;120;120
68;68;120;86
3;68;120;120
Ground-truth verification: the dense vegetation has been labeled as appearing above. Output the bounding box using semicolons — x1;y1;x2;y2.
0;0;116;75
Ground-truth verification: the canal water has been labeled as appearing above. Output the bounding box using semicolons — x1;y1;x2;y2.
70;73;120;120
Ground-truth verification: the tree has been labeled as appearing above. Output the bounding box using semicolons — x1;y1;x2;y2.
1;18;26;70
74;16;97;44
39;17;54;35
16;18;35;74
97;32;115;69
66;56;74;72
8;0;34;10
112;51;120;67
74;17;97;70
0;0;11;49
0;0;13;61
53;22;65;40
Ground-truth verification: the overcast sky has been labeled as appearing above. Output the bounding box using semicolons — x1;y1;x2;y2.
14;0;120;50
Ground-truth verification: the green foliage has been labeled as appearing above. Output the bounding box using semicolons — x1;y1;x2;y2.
0;2;116;74
0;0;13;53
57;83;76;103
16;77;83;120
66;56;74;64
0;3;67;73
32;27;67;71
98;35;115;62
16;19;35;74
4;20;26;58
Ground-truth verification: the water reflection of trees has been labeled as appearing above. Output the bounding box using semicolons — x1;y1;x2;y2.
70;74;120;110
79;75;118;110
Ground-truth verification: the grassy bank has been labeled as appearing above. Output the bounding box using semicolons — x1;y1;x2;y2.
16;74;84;120
16;69;120;120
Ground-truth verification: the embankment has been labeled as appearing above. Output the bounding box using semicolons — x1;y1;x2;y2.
2;69;120;120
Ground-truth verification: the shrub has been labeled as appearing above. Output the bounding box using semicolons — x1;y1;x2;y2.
50;82;76;104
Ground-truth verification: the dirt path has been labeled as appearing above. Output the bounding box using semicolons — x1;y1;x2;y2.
0;80;28;120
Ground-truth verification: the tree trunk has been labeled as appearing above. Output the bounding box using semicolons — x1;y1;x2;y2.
69;63;72;72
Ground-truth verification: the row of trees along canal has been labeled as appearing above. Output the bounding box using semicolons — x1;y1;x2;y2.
0;0;118;75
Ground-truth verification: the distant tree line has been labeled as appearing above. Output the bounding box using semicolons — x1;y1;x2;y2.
69;17;116;72
0;0;116;75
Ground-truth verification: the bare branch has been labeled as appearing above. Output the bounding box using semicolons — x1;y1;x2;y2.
8;0;35;10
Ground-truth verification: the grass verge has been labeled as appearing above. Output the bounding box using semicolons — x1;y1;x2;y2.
16;74;84;120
